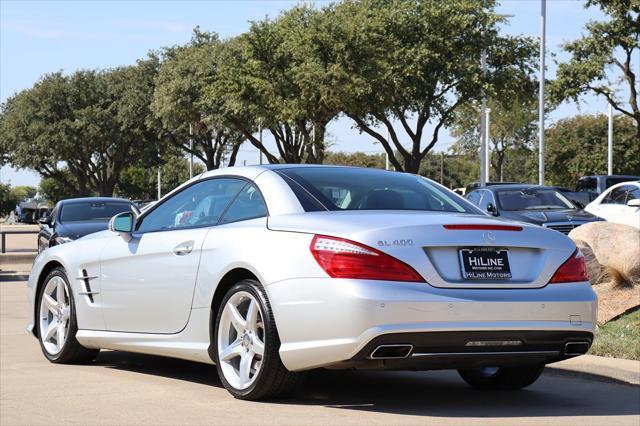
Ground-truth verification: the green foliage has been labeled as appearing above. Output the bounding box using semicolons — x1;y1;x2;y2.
0;183;19;216
9;185;37;202
39;171;81;204
545;114;640;187
116;154;204;200
152;30;244;170
551;0;640;138
326;0;537;173
0;59;161;197
450;93;537;182
211;5;343;164
324;152;386;169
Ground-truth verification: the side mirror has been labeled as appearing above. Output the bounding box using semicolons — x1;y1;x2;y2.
574;201;585;209
486;203;499;216
109;211;135;234
39;216;51;226
627;199;640;207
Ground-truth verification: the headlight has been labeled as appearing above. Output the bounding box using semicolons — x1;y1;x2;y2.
52;236;74;246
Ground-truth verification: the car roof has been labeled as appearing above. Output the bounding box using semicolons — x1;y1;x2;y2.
58;197;133;205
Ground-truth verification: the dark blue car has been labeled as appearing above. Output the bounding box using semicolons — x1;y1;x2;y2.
465;184;601;234
38;197;137;253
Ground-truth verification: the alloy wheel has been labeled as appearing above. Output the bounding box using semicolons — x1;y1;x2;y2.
39;276;71;355
217;291;265;390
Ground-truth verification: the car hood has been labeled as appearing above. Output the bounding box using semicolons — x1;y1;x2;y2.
499;209;600;225
56;221;111;240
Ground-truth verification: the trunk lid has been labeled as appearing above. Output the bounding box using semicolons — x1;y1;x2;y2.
268;211;576;288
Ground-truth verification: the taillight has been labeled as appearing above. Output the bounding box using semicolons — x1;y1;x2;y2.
310;235;424;282
549;249;588;283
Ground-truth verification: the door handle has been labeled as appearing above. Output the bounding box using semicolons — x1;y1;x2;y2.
173;241;194;256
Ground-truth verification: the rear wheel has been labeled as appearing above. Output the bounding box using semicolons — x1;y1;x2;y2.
37;267;99;364
213;279;302;400
458;365;545;390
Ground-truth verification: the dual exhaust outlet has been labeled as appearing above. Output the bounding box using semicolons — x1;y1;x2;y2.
369;341;591;359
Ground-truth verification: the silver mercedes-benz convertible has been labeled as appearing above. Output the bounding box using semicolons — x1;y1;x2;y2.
27;165;596;400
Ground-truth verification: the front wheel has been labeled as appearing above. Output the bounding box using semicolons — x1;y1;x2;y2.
458;365;545;390
37;267;99;364
213;279;302;400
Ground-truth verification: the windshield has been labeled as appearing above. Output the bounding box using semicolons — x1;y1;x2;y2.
60;202;132;222
277;167;478;213
497;189;575;211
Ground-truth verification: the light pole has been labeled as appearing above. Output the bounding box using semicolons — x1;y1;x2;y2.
258;120;263;165
479;49;487;186
189;123;194;179
608;103;613;175
538;0;546;185
485;108;491;183
157;149;162;200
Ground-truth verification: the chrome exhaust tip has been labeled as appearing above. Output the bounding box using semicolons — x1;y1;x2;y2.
370;344;413;359
564;341;590;356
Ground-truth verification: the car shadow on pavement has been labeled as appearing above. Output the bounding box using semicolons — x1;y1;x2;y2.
95;350;640;418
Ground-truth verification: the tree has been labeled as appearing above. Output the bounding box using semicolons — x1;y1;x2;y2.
552;0;640;141
9;185;37;201
0;60;162;196
39;171;79;203
211;5;342;164
152;30;244;170
116;153;204;200
324;151;386;169
0;183;19;216
450;94;537;182
545;114;640;187
327;0;538;173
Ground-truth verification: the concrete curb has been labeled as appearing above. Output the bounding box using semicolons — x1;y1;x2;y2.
548;355;639;386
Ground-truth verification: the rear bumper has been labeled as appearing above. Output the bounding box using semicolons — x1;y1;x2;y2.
336;330;593;370
266;278;597;371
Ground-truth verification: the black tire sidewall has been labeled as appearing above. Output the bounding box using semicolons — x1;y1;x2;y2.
213;279;281;399
36;267;81;363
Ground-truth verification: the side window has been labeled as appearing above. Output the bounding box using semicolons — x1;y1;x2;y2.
220;183;268;224
577;178;596;192
604;188;627;205
478;190;495;211
626;187;640;201
466;191;482;206
137;178;246;233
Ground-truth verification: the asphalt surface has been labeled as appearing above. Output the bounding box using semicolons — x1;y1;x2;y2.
1;278;639;426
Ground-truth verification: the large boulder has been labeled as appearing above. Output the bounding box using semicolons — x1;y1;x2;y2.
569;222;640;287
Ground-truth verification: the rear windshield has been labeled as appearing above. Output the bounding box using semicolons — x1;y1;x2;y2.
497;189;575;211
60;202;132;222
277;167;477;213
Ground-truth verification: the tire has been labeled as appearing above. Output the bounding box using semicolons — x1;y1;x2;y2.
213;279;303;400
458;365;545;390
36;267;99;364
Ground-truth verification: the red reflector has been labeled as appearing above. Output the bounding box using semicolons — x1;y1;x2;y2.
310;235;424;282
443;224;523;231
549;249;589;283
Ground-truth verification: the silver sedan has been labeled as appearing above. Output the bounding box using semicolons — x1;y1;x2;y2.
27;165;596;400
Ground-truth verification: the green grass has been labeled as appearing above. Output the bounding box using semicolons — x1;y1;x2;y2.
589;310;640;360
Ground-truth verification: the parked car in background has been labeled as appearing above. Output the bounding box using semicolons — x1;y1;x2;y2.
464;181;520;194
38;197;137;253
585;181;640;229
465;184;601;234
575;175;640;202
548;186;591;208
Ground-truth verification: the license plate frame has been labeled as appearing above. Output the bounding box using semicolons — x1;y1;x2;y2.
459;248;512;280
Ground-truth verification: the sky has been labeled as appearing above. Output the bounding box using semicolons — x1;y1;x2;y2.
0;0;612;187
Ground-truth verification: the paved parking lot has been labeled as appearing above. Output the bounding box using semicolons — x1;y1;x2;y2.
1;278;639;426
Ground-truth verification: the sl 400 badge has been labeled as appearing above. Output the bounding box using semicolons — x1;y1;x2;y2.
378;239;414;247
